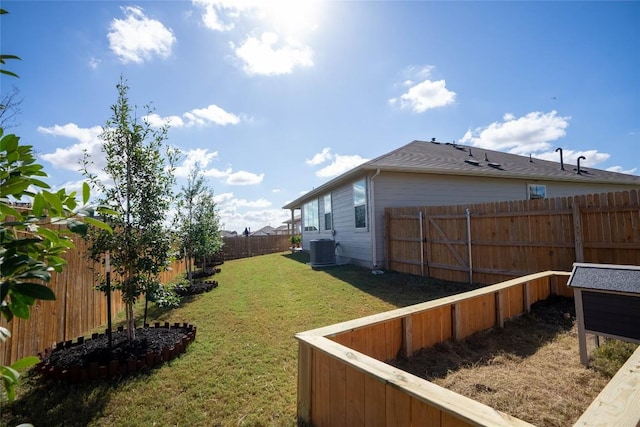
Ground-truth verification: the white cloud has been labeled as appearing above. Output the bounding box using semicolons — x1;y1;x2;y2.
203;167;233;179
144;104;240;128
213;192;235;204
212;190;287;232
233;32;313;76
145;113;185;128
192;0;320;35
108;6;175;64
534;149;610;167
38;124;104;172
390;79;456;113
606;165;638;175
193;1;319;76
389;65;455;113
306;147;332;166
226;170;264;185
460;111;571;155
191;0;252;31
186;105;241;126
316;154;369;178
88;57;101;69
173;149;221;177
305;147;369;178
235;198;271;208
459;111;625;171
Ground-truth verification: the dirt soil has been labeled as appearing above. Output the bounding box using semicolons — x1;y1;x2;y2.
389;296;613;427
42;327;189;370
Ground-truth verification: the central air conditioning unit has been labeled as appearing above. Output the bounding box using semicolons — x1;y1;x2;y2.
309;239;335;267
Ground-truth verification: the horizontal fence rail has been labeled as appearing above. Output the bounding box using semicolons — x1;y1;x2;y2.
296;271;640;426
386;189;640;285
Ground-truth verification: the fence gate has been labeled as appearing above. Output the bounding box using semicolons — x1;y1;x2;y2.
386;209;472;283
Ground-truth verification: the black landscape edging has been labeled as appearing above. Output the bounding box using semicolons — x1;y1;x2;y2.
35;322;197;384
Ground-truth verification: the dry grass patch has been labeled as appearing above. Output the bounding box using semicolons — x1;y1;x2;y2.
390;296;636;427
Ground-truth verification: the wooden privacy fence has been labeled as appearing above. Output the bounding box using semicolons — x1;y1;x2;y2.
296;271;640;426
220;234;291;260
386;189;640;285
1;235;187;365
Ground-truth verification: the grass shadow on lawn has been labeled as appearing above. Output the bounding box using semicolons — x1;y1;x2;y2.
282;250;480;308
5;369;150;427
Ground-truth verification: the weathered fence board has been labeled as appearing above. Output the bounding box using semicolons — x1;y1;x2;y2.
386;189;640;284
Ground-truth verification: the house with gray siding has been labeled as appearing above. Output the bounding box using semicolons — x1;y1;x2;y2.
282;140;640;269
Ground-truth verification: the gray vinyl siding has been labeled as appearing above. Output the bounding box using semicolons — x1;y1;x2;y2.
299;180;369;267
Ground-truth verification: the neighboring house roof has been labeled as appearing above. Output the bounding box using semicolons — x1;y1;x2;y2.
221;230;238;238
274;225;289;233
282;215;301;224
283;140;640;209
251;225;276;236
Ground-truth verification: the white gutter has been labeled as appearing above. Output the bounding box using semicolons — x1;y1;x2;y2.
369;169;381;268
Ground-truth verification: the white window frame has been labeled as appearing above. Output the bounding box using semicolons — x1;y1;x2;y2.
323;194;332;231
353;179;367;229
528;184;547;200
303;199;319;232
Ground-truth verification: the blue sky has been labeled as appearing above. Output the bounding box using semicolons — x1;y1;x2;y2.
2;1;639;232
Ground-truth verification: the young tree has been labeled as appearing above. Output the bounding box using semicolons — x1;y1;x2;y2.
174;166;222;283
83;76;177;341
192;190;223;272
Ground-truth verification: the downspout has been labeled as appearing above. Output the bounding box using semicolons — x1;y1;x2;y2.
370;169;381;268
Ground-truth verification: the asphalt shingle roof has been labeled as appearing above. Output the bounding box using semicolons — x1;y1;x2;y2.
568;263;640;294
283;140;640;209
365;140;640;183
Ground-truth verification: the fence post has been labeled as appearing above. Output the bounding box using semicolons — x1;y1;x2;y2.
297;341;312;423
573;203;584;262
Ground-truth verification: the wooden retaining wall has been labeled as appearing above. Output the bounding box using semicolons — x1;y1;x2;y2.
296;271;640;426
0;236;187;365
386;189;640;285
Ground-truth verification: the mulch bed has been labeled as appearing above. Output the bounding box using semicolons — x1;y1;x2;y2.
36;323;196;384
176;280;218;296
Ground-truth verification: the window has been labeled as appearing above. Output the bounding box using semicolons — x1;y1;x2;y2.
353;179;367;229
303;200;319;231
528;184;547;200
323;194;332;231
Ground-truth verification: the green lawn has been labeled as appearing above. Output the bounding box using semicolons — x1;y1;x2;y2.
2;251;478;427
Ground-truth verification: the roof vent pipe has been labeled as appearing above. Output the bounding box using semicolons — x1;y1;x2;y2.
577;156;586;174
484;153;488;161
468;148;473;157
555;147;565;170
529;154;533;163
